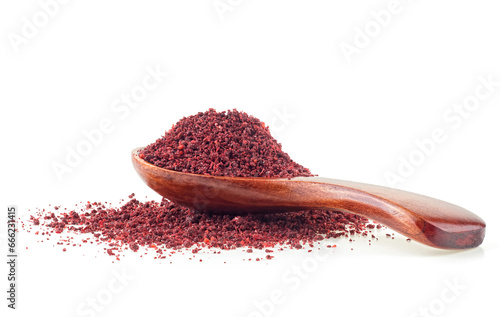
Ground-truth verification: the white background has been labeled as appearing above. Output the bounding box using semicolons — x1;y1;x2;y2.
1;1;499;316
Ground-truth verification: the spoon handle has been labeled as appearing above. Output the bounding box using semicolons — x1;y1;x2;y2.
288;177;485;249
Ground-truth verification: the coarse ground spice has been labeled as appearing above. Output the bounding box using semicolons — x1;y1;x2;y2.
26;194;375;260
139;108;313;178
26;109;382;260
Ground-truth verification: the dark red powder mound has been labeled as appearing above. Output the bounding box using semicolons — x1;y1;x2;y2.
29;195;369;254
139;109;313;178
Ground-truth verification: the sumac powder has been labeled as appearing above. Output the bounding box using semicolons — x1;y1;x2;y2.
138;108;313;178
28;195;369;258
27;109;374;259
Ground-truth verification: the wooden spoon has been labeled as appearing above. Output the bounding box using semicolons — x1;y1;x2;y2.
132;148;485;250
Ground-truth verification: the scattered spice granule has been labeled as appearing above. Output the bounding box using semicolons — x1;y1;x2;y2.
29;196;369;256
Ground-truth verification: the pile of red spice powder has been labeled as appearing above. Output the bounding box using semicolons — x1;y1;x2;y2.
138;108;313;178
27;109;377;260
27;194;373;260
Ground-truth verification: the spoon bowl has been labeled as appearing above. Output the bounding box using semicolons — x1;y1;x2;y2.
132;148;485;250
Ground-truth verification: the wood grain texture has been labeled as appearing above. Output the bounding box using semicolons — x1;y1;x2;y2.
132;148;485;250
